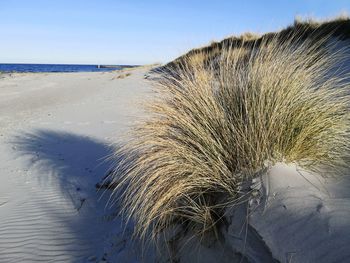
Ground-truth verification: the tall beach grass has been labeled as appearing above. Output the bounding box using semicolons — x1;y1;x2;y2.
111;33;350;242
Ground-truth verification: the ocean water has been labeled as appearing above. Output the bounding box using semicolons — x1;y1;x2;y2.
0;63;135;73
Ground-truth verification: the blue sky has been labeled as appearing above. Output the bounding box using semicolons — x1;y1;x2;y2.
0;0;349;65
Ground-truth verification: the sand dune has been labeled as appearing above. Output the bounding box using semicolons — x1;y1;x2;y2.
250;164;350;262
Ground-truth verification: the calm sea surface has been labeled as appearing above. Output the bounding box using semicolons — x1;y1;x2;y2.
0;64;135;73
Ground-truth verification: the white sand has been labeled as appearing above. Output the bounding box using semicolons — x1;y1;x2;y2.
1;44;350;262
0;68;153;262
249;164;350;262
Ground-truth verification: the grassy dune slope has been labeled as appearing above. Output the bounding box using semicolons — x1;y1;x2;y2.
112;27;350;245
160;16;350;72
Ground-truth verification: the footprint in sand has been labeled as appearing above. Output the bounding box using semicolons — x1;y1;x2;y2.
0;199;9;207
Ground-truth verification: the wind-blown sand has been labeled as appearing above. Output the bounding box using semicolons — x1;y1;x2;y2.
0;68;153;262
1;58;350;262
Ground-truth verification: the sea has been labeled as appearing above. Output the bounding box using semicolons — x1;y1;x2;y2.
0;63;135;73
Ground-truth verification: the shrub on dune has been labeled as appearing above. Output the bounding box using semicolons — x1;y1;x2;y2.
111;34;350;242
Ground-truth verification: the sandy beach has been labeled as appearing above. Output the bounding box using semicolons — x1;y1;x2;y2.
1;61;350;263
2;1;350;262
0;68;153;262
1;50;350;263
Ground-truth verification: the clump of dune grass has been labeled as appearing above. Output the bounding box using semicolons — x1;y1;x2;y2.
111;33;350;242
116;72;131;79
294;12;349;26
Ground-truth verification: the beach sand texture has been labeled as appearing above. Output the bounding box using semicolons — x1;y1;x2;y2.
0;68;153;262
1;51;350;262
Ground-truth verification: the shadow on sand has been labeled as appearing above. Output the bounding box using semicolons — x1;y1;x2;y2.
9;129;136;261
11;129;115;200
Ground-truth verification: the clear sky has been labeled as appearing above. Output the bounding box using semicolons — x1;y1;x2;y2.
0;0;349;65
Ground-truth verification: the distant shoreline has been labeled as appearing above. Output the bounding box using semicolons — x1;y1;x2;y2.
98;65;138;69
0;63;140;73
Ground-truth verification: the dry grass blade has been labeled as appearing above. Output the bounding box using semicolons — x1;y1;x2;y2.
110;32;350;242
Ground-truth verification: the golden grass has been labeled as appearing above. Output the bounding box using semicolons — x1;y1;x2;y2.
294;12;349;26
162;16;350;72
116;72;132;79
111;33;350;242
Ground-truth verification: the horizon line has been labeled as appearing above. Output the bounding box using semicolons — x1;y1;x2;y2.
0;62;143;66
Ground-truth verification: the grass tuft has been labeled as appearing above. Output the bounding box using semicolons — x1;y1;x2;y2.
111;33;350;242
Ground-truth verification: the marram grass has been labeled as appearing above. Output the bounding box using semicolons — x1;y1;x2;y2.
111;34;350;241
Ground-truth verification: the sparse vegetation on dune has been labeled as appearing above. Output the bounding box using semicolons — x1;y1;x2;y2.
111;30;350;244
115;72;131;79
159;15;350;72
